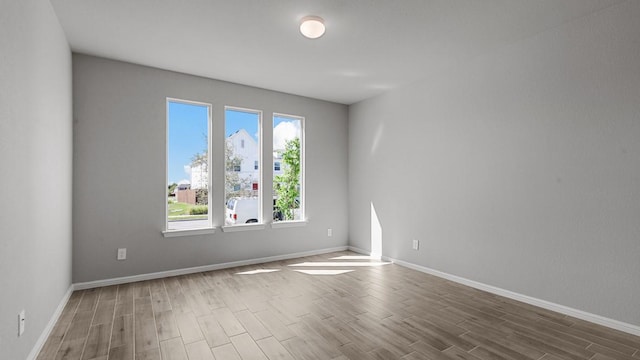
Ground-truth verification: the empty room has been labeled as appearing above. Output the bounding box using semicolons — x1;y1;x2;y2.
1;1;639;359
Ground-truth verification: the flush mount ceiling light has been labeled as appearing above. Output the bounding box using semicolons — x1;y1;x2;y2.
300;16;325;39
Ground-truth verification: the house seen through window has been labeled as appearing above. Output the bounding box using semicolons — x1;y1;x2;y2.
166;99;212;231
224;107;261;226
166;101;304;232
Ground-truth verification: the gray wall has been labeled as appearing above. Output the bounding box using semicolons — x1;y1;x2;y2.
0;0;73;358
349;1;640;326
72;54;349;283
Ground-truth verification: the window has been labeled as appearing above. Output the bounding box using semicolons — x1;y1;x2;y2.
166;99;212;231
225;107;262;226
273;114;304;222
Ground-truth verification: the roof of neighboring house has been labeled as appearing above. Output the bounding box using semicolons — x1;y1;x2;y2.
228;128;257;145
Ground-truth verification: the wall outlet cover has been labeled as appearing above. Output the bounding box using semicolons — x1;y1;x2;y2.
18;310;25;336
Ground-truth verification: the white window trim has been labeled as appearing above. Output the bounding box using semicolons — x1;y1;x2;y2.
162;227;217;237
271;220;308;229
272;112;305;223
221;223;266;232
224;106;263;225
165;98;214;233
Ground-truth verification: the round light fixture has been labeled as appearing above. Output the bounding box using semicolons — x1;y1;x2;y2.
300;16;325;39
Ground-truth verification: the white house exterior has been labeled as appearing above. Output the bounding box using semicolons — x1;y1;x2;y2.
191;128;287;193
227;129;260;189
190;163;208;189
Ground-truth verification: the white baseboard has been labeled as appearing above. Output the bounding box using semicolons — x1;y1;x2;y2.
28;285;74;360
348;246;372;256
378;254;640;337
350;246;639;336
73;246;349;290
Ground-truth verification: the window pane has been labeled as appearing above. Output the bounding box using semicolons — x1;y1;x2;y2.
167;100;211;230
225;108;261;225
273;114;303;222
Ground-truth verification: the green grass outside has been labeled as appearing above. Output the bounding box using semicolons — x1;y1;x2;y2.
168;199;208;220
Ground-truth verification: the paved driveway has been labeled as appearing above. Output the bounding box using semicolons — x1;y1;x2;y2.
168;219;210;230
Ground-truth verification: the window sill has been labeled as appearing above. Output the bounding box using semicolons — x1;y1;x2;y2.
162;227;216;238
271;220;308;229
221;223;266;232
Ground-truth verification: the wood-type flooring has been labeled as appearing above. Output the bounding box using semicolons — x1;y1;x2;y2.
36;251;640;360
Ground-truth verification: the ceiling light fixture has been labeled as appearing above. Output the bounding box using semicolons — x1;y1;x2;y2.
300;16;325;39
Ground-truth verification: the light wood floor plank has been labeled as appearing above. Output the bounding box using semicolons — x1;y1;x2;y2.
107;344;133;360
54;338;85;360
442;346;483;360
230;333;269;360
197;314;231;348
159;337;188;360
77;288;100;313
175;311;204;344
109;315;133;349
134;297;159;353
63;310;93;340
154;310;181;341
254;310;295;342
281;336;334;360
211;343;242;360
408;341;451;360
81;324;110;360
336;343;376;360
92;299;116;326
133;283;150;299
150;281;172;313
256;336;295;360
468;346;511;360
212;307;246;337
135;348;161;360
184;340;215;360
235;309;272;341
587;343;638;360
288;321;344;359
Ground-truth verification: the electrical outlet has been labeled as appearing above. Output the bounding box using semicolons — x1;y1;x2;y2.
117;248;127;260
412;239;419;250
327;228;332;237
18;310;25;336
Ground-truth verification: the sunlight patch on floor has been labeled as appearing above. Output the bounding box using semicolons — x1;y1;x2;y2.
235;269;281;275
330;255;380;260
293;269;354;275
288;261;390;267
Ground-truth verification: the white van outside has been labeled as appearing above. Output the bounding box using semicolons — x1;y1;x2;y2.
225;197;259;225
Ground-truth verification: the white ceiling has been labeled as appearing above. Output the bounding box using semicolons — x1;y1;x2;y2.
50;0;623;105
